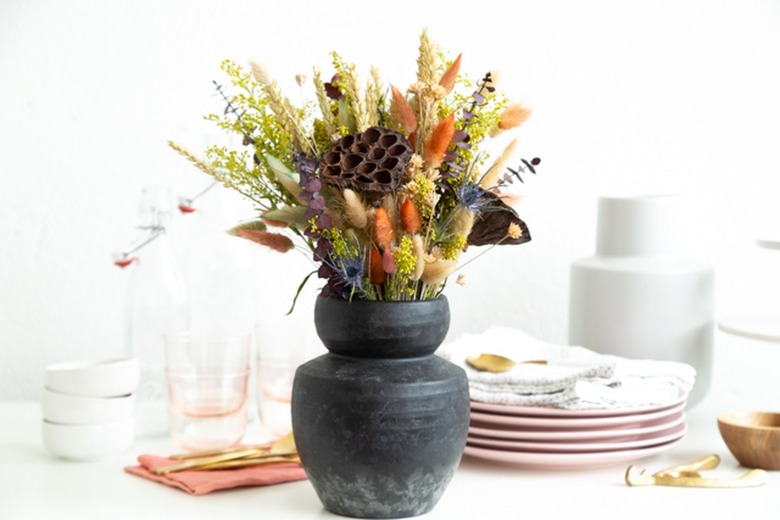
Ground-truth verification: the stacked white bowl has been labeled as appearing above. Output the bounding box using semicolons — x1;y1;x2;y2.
42;358;139;460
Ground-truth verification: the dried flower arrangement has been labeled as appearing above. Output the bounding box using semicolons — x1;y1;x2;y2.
170;29;539;307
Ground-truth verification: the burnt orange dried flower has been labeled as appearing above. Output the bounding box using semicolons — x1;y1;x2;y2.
235;229;294;253
497;103;532;132
400;198;422;234
368;247;385;285
373;206;395;249
438;53;462;94
390;84;418;135
423;112;455;169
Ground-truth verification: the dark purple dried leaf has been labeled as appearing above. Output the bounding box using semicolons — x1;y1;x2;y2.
317;213;333;229
445;162;463;171
324;74;344;100
308;194;325;211
452;130;468;142
442;151;458;162
305;178;322;193
318;262;334;279
467;191;532;247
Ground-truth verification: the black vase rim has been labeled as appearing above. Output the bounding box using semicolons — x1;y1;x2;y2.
316;294;449;305
313;294;451;359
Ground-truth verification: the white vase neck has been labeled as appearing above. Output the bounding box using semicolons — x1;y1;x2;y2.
596;194;687;257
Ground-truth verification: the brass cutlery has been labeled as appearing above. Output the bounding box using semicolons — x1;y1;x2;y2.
465;353;547;373
625;454;768;488
152;432;299;475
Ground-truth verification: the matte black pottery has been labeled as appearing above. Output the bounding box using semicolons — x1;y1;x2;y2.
291;295;470;518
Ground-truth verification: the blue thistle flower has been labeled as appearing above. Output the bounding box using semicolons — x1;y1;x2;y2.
455;180;490;214
321;250;367;300
312;233;367;300
336;255;366;294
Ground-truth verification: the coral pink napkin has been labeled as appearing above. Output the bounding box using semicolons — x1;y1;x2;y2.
125;454;307;496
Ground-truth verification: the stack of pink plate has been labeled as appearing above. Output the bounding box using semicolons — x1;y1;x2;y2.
463;395;687;470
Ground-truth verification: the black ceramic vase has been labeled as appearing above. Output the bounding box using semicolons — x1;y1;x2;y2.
291;295;470;518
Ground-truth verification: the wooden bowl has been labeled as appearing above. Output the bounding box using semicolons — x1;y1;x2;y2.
717;412;780;470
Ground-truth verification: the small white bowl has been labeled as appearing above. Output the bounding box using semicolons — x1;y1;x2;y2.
42;388;135;425
42;418;134;460
45;358;139;398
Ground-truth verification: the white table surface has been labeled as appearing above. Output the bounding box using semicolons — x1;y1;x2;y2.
0;398;776;520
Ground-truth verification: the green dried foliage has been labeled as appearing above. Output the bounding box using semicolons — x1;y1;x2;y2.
203;60;309;210
384;236;418;300
441;77;508;171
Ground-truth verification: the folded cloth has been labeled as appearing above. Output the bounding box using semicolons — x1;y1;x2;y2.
438;326;696;410
125;454;307;496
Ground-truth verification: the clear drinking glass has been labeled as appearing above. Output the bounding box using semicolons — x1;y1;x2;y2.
255;319;316;437
164;331;250;451
256;355;297;437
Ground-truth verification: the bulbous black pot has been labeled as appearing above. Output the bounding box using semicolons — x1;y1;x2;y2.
291;295;470;518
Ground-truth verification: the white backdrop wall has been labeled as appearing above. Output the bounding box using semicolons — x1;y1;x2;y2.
2;0;780;402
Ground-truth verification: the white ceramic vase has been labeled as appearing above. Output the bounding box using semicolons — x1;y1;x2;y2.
568;195;714;406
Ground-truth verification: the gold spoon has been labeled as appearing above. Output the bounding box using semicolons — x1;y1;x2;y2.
465;353;547;373
153;432;297;475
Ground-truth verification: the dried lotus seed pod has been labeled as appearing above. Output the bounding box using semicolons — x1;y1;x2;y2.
320;127;412;199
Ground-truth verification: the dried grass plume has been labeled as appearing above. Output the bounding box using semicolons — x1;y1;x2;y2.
342;189;369;229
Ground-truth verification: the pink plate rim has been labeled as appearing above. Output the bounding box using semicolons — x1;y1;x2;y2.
468;411;685;442
462;435;685;471
467;422;687;453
